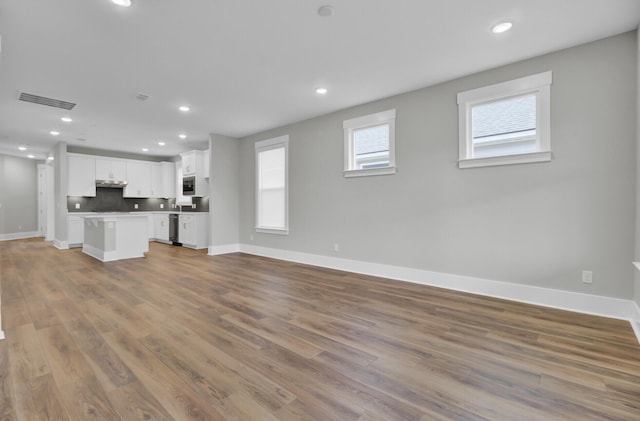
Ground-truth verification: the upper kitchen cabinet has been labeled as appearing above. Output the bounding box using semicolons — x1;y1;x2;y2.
150;163;163;198
95;158;126;181
150;162;176;198
181;150;199;175
181;150;209;177
161;161;175;197
68;154;96;197
124;161;151;198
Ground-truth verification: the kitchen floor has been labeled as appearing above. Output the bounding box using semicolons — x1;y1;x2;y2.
1;238;639;420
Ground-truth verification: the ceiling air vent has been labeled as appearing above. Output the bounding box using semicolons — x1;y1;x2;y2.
18;92;76;110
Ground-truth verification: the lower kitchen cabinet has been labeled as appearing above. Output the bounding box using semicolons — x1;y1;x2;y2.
154;213;170;242
179;213;208;249
67;215;84;247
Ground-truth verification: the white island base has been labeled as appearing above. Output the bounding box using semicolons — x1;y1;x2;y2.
82;215;149;262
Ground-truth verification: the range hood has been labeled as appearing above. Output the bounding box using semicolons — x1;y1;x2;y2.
95;180;128;188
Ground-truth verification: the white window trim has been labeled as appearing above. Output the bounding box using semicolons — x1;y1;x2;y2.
457;71;552;169
343;109;396;177
255;135;289;235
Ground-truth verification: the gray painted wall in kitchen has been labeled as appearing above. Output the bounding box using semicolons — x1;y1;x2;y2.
238;31;637;300
54;142;68;243
635;29;640;308
0;154;38;235
209;134;240;247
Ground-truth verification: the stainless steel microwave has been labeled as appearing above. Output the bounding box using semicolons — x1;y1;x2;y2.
182;176;195;196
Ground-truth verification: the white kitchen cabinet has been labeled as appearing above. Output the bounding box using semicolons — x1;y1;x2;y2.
179;214;195;246
95;159;126;180
179;213;208;249
146;214;154;240
124;161;151;198
68;154;96;197
67;215;84;247
150;163;163;198
181;151;198;175
154;213;170;242
150;162;175;198
161;162;175;198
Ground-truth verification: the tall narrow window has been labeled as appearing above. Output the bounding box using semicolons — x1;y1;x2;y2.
255;135;288;234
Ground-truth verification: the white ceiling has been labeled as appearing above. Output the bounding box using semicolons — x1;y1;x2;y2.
0;0;638;160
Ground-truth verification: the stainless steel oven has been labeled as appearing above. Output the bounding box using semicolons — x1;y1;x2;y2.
182;176;195;196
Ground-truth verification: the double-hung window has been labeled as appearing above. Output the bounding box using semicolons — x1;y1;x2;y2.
343;109;396;177
255;135;289;235
457;71;552;168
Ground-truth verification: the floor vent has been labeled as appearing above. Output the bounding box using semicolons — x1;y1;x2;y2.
19;92;76;110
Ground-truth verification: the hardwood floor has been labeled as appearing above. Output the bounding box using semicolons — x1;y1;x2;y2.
1;237;639;420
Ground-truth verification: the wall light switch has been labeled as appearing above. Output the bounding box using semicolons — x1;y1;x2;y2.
134;204;139;209
160;204;164;209
75;203;80;209
192;203;196;209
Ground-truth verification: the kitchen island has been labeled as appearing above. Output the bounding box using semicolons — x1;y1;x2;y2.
82;214;149;262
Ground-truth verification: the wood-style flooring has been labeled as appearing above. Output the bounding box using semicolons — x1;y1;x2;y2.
1;237;639;420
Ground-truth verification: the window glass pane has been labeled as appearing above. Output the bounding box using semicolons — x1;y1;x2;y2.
471;94;536;158
258;147;285;229
353;124;389;169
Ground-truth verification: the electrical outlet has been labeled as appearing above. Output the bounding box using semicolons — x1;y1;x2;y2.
192;203;197;209
160;203;164;209
75;203;80;209
250;234;254;241
582;270;593;284
333;243;340;252
134;204;139;209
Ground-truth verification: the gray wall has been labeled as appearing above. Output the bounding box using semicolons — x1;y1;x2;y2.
54;142;68;242
635;29;640;308
239;31;637;300
209;134;240;247
0;154;38;235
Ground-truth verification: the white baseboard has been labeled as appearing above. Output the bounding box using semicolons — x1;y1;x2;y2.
53;239;69;250
208;243;241;256
0;231;41;241
238;244;640;344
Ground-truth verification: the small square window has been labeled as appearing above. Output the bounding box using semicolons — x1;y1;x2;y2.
344;109;396;177
457;72;552;168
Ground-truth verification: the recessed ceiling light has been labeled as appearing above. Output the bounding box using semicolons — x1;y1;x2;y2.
179;134;187;140
142;148;149;152
50;130;60;136
112;0;132;7
27;154;35;159
491;21;513;34
315;87;328;95
179;105;190;112
18;146;27;151
318;5;334;17
158;141;166;146
61;117;72;123
47;156;54;161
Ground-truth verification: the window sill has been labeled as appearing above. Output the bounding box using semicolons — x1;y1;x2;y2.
344;166;396;178
255;227;289;235
458;151;551;169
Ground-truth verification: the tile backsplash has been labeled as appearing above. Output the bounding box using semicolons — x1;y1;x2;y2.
68;188;209;213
